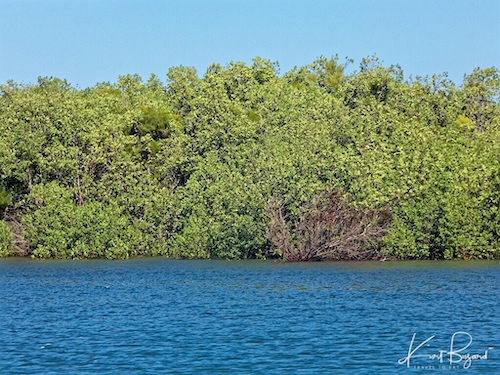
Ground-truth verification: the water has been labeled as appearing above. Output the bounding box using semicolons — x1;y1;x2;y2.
1;258;499;374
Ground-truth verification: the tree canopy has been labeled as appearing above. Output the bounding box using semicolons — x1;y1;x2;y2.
1;57;499;260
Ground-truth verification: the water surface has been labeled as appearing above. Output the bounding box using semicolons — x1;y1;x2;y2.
1;259;499;374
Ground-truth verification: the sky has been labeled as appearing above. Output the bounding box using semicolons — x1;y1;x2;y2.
1;0;499;88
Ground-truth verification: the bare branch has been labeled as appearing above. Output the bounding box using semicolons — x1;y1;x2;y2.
265;190;391;261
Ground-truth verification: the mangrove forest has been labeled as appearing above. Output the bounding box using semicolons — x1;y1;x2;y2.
0;56;499;261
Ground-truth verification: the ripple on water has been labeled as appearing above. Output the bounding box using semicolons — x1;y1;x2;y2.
1;259;499;374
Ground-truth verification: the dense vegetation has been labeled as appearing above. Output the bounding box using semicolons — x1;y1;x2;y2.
1;56;499;260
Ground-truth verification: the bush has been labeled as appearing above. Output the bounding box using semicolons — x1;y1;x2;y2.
22;182;149;259
266;190;392;261
0;220;12;257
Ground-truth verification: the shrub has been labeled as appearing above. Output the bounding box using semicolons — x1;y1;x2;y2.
0;220;12;257
266;190;391;261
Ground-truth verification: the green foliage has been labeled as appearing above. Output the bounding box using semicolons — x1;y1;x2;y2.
460;67;500;132
0;186;12;216
307;55;349;91
0;220;12;257
171;149;267;259
0;58;499;260
22;182;147;259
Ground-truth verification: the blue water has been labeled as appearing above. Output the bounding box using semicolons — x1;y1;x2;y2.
1;259;499;374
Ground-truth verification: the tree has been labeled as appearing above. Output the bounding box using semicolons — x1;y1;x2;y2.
460;67;500;132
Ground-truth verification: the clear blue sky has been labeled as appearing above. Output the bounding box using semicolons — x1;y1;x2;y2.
1;0;499;88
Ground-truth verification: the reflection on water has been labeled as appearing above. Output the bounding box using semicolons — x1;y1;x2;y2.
1;259;499;374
